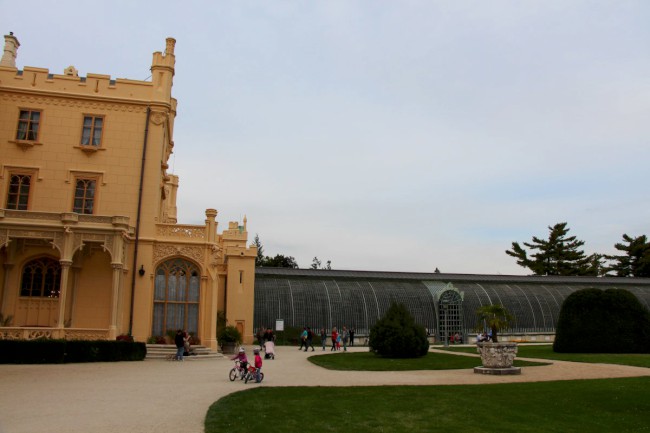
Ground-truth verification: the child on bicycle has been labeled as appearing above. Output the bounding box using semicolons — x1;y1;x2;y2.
253;348;263;383
231;347;248;378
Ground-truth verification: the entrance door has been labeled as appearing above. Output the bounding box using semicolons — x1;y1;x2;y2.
438;290;463;344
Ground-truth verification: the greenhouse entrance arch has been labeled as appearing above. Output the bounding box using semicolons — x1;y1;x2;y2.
152;258;200;337
436;289;464;344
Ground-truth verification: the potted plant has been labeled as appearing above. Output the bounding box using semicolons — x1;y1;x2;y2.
475;304;519;373
218;325;242;354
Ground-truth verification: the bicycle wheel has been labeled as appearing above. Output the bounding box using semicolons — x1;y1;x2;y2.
244;372;251;384
229;368;238;381
259;372;264;383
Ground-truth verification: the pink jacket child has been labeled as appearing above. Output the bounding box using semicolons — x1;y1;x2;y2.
231;347;248;372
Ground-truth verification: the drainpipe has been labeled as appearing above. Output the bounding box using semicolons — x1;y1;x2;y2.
128;107;150;336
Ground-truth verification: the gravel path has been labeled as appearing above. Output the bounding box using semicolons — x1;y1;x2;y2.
1;345;648;433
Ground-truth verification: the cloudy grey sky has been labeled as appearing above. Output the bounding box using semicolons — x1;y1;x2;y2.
4;1;649;274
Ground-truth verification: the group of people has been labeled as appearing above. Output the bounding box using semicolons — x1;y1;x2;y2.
174;329;192;361
299;326;357;352
476;331;493;343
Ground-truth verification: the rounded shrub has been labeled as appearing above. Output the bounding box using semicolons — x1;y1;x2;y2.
554;288;650;353
369;302;429;358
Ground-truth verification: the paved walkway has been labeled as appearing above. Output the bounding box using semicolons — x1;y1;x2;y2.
1;345;649;433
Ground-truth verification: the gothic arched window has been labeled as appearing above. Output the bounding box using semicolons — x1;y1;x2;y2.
20;257;61;298
152;258;200;337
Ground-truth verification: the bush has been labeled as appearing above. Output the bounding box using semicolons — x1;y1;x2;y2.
369;303;429;358
554;288;650;353
218;325;242;344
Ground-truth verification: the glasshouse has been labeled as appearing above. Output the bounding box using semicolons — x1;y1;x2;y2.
254;268;650;343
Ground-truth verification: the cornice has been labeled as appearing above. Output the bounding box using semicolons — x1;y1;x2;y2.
0;89;172;113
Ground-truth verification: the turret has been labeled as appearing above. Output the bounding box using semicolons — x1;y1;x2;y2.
1;32;20;68
150;37;176;104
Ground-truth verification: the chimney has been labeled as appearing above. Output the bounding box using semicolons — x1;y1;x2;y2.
1;32;20;68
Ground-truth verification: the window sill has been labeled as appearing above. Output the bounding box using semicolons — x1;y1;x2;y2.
75;145;106;153
9;140;43;150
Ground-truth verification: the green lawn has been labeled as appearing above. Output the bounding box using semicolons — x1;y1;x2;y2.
205;377;650;433
442;344;650;368
308;350;548;370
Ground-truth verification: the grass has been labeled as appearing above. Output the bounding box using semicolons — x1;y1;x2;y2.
308;350;548;370
442;344;650;368
205;377;650;433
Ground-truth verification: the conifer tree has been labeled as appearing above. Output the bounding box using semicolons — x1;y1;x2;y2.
506;222;591;276
606;234;650;277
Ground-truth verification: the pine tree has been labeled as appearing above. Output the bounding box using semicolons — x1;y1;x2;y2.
506;222;591;276
251;234;265;267
606;234;650;277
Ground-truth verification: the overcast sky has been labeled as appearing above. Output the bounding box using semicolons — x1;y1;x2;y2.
5;1;649;274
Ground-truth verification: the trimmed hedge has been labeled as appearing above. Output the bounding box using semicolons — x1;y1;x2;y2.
553;288;650;353
0;339;147;364
369;302;429;358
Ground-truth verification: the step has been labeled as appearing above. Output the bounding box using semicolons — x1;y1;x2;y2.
145;344;224;360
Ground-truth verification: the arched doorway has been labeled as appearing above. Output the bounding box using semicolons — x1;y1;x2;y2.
152;258;200;337
437;289;464;345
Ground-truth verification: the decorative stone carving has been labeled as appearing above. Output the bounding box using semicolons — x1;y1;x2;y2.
156;224;205;239
150;111;166;125
153;244;204;263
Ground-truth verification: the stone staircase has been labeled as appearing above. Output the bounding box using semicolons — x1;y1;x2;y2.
145;344;224;360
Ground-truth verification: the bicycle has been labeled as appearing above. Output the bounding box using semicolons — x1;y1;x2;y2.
243;364;264;384
228;360;247;381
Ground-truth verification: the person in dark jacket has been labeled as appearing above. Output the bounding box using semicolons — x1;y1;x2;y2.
174;329;185;361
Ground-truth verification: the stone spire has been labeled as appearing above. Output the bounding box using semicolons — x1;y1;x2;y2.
1;32;20;68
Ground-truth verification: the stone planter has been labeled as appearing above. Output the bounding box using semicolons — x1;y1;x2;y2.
475;342;521;375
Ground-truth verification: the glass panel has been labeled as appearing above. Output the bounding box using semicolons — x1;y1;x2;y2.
178;274;187;301
187;304;199;334
189;275;200;302
168;274;177;301
152;303;164;336
33;268;43;297
154;272;166;301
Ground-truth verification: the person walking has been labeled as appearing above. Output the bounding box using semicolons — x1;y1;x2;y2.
330;327;338;351
299;327;307;350
305;327;315;351
342;326;349;352
320;327;327;351
350;328;355;346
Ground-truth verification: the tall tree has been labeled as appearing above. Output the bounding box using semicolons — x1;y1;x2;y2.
310;256;332;270
251;234;265;267
260;254;299;268
506;222;591;276
606;234;650;277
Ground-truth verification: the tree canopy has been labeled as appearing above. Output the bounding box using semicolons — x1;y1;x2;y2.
506;222;593;276
606;234;650;277
475;304;513;343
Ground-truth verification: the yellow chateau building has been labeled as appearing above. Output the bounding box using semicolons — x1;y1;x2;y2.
0;33;256;349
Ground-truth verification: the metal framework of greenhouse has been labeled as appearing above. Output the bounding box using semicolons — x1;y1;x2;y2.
253;268;650;341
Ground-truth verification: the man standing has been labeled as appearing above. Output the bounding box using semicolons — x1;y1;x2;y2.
350;328;355;346
305;327;315;352
174;329;185;361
